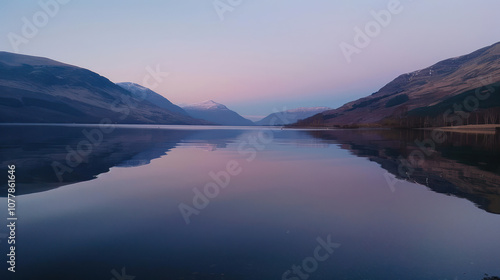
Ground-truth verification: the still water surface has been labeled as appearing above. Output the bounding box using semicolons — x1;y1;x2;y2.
0;125;499;280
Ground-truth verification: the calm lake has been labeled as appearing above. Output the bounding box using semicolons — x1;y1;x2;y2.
1;124;499;280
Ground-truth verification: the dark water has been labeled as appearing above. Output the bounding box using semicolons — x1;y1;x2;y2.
0;124;499;280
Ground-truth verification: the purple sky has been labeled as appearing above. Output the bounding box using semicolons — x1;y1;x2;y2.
1;0;499;118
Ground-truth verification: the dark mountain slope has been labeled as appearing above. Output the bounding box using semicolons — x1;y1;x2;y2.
0;52;206;125
116;82;189;116
293;41;500;128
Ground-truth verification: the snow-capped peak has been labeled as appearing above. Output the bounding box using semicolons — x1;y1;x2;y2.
183;100;228;110
117;82;150;94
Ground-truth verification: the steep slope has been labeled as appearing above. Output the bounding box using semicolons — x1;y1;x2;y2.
294;41;500;128
256;107;331;126
0;52;206;125
116;82;189;116
182;100;254;126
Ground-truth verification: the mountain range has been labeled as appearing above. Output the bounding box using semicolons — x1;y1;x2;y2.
255;107;331;126
181;100;255;126
1;41;499;128
0;52;264;126
293;41;500;128
0;52;206;125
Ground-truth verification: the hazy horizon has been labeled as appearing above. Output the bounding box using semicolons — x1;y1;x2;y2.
1;0;499;116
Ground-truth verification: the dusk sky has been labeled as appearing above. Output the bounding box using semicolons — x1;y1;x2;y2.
1;0;499;119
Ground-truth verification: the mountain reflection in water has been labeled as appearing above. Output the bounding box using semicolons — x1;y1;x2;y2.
1;125;499;215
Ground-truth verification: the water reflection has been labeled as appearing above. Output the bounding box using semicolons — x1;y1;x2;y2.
1;125;500;280
0;125;242;195
1;126;498;215
307;129;500;214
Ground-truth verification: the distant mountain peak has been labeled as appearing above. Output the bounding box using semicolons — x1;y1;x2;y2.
184;100;228;110
255;106;331;126
181;100;253;126
285;107;331;113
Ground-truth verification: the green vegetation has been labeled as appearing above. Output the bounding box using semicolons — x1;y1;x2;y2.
408;83;500;117
385;94;409;107
346;94;390;111
390;82;500;128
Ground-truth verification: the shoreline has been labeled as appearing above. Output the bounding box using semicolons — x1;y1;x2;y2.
2;122;499;133
424;124;500;134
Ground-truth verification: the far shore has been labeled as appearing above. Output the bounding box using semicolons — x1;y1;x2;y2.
425;124;500;134
2;122;500;134
287;124;500;134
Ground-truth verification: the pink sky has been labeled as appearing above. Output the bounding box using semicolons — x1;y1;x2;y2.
2;0;499;116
